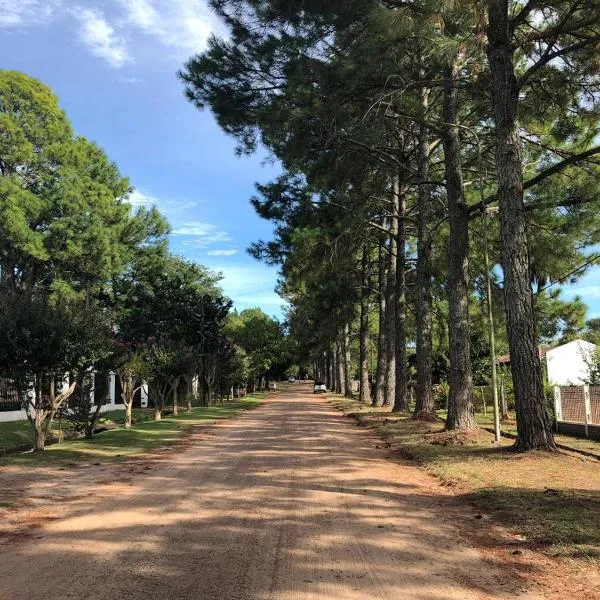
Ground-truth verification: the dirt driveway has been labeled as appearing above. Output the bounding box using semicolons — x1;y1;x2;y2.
0;384;544;599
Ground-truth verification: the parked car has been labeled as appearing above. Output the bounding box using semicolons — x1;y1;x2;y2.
313;382;327;394
288;376;295;382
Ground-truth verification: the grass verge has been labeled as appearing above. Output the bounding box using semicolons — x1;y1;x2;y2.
331;395;600;560
1;396;264;466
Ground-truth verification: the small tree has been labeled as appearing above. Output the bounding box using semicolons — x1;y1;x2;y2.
0;290;113;450
117;353;149;428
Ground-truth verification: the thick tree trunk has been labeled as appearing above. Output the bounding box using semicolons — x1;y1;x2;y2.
414;92;435;418
393;176;408;413
359;245;371;403
487;1;555;450
373;240;387;407
33;415;45;452
343;323;353;398
441;59;475;431
384;213;397;407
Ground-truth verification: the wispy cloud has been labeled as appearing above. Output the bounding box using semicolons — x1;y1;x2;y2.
120;76;143;84
116;0;220;54
73;7;131;68
0;0;61;27
128;189;158;207
212;264;286;316
207;248;238;256
173;221;231;246
0;1;219;65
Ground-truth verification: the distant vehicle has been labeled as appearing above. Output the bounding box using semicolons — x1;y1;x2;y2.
313;382;327;394
288;376;295;382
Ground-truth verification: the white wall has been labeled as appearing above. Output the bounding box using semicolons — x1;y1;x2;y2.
0;403;127;423
546;339;596;385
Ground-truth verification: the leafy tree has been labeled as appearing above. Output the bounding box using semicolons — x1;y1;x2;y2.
0;289;113;450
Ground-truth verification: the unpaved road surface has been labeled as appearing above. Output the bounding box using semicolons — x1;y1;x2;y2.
0;385;543;599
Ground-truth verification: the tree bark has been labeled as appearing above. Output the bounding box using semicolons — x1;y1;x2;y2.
384;211;397;407
373;239;387;407
343;322;353;398
359;245;371;403
441;58;475;431
125;401;133;429
171;377;180;416
414;89;435;418
393;175;408;413
487;1;556;450
33;414;46;452
336;339;346;395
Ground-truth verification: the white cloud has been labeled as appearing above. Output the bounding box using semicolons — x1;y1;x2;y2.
212;264;287;316
120;76;143;84
173;221;230;246
128;189;158;207
0;0;61;27
207;249;238;256
0;1;219;65
74;7;131;68
116;0;219;54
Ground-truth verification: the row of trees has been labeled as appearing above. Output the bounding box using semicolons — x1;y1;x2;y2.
180;0;600;450
0;70;288;451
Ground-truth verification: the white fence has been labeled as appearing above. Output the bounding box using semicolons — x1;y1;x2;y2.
0;373;149;423
554;385;600;440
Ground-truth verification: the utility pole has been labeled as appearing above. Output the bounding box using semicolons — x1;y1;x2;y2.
481;207;501;442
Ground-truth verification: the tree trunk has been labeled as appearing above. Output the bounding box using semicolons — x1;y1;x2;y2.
384;213;397;408
336;339;345;395
393;174;408;413
33;416;45;452
359;245;371;403
500;375;510;421
414;89;435;418
172;379;179;416
487;1;555;450
125;401;133;429
373;239;387;407
343;323;353;398
441;58;475;431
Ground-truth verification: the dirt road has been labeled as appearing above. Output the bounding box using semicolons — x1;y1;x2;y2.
0;385;541;599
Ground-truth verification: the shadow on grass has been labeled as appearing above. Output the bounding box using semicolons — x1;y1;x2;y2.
331;394;600;559
1;397;264;466
471;487;600;559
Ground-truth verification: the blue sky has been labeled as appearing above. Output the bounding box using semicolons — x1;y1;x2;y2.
1;0;598;323
0;0;287;318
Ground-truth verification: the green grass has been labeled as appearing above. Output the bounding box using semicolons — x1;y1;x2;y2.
331;395;600;560
0;420;34;452
0;396;264;465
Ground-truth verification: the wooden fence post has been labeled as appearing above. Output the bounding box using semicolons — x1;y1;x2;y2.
583;384;591;438
553;386;562;432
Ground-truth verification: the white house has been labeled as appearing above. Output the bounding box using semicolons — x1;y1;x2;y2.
546;339;597;386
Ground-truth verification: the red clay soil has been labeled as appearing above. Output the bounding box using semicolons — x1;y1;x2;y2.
0;384;591;599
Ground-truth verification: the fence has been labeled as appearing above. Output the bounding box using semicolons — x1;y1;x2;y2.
554;385;600;440
0;379;22;412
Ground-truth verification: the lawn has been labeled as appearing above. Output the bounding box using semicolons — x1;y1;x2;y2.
330;396;600;559
0;420;34;452
0;396;264;465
